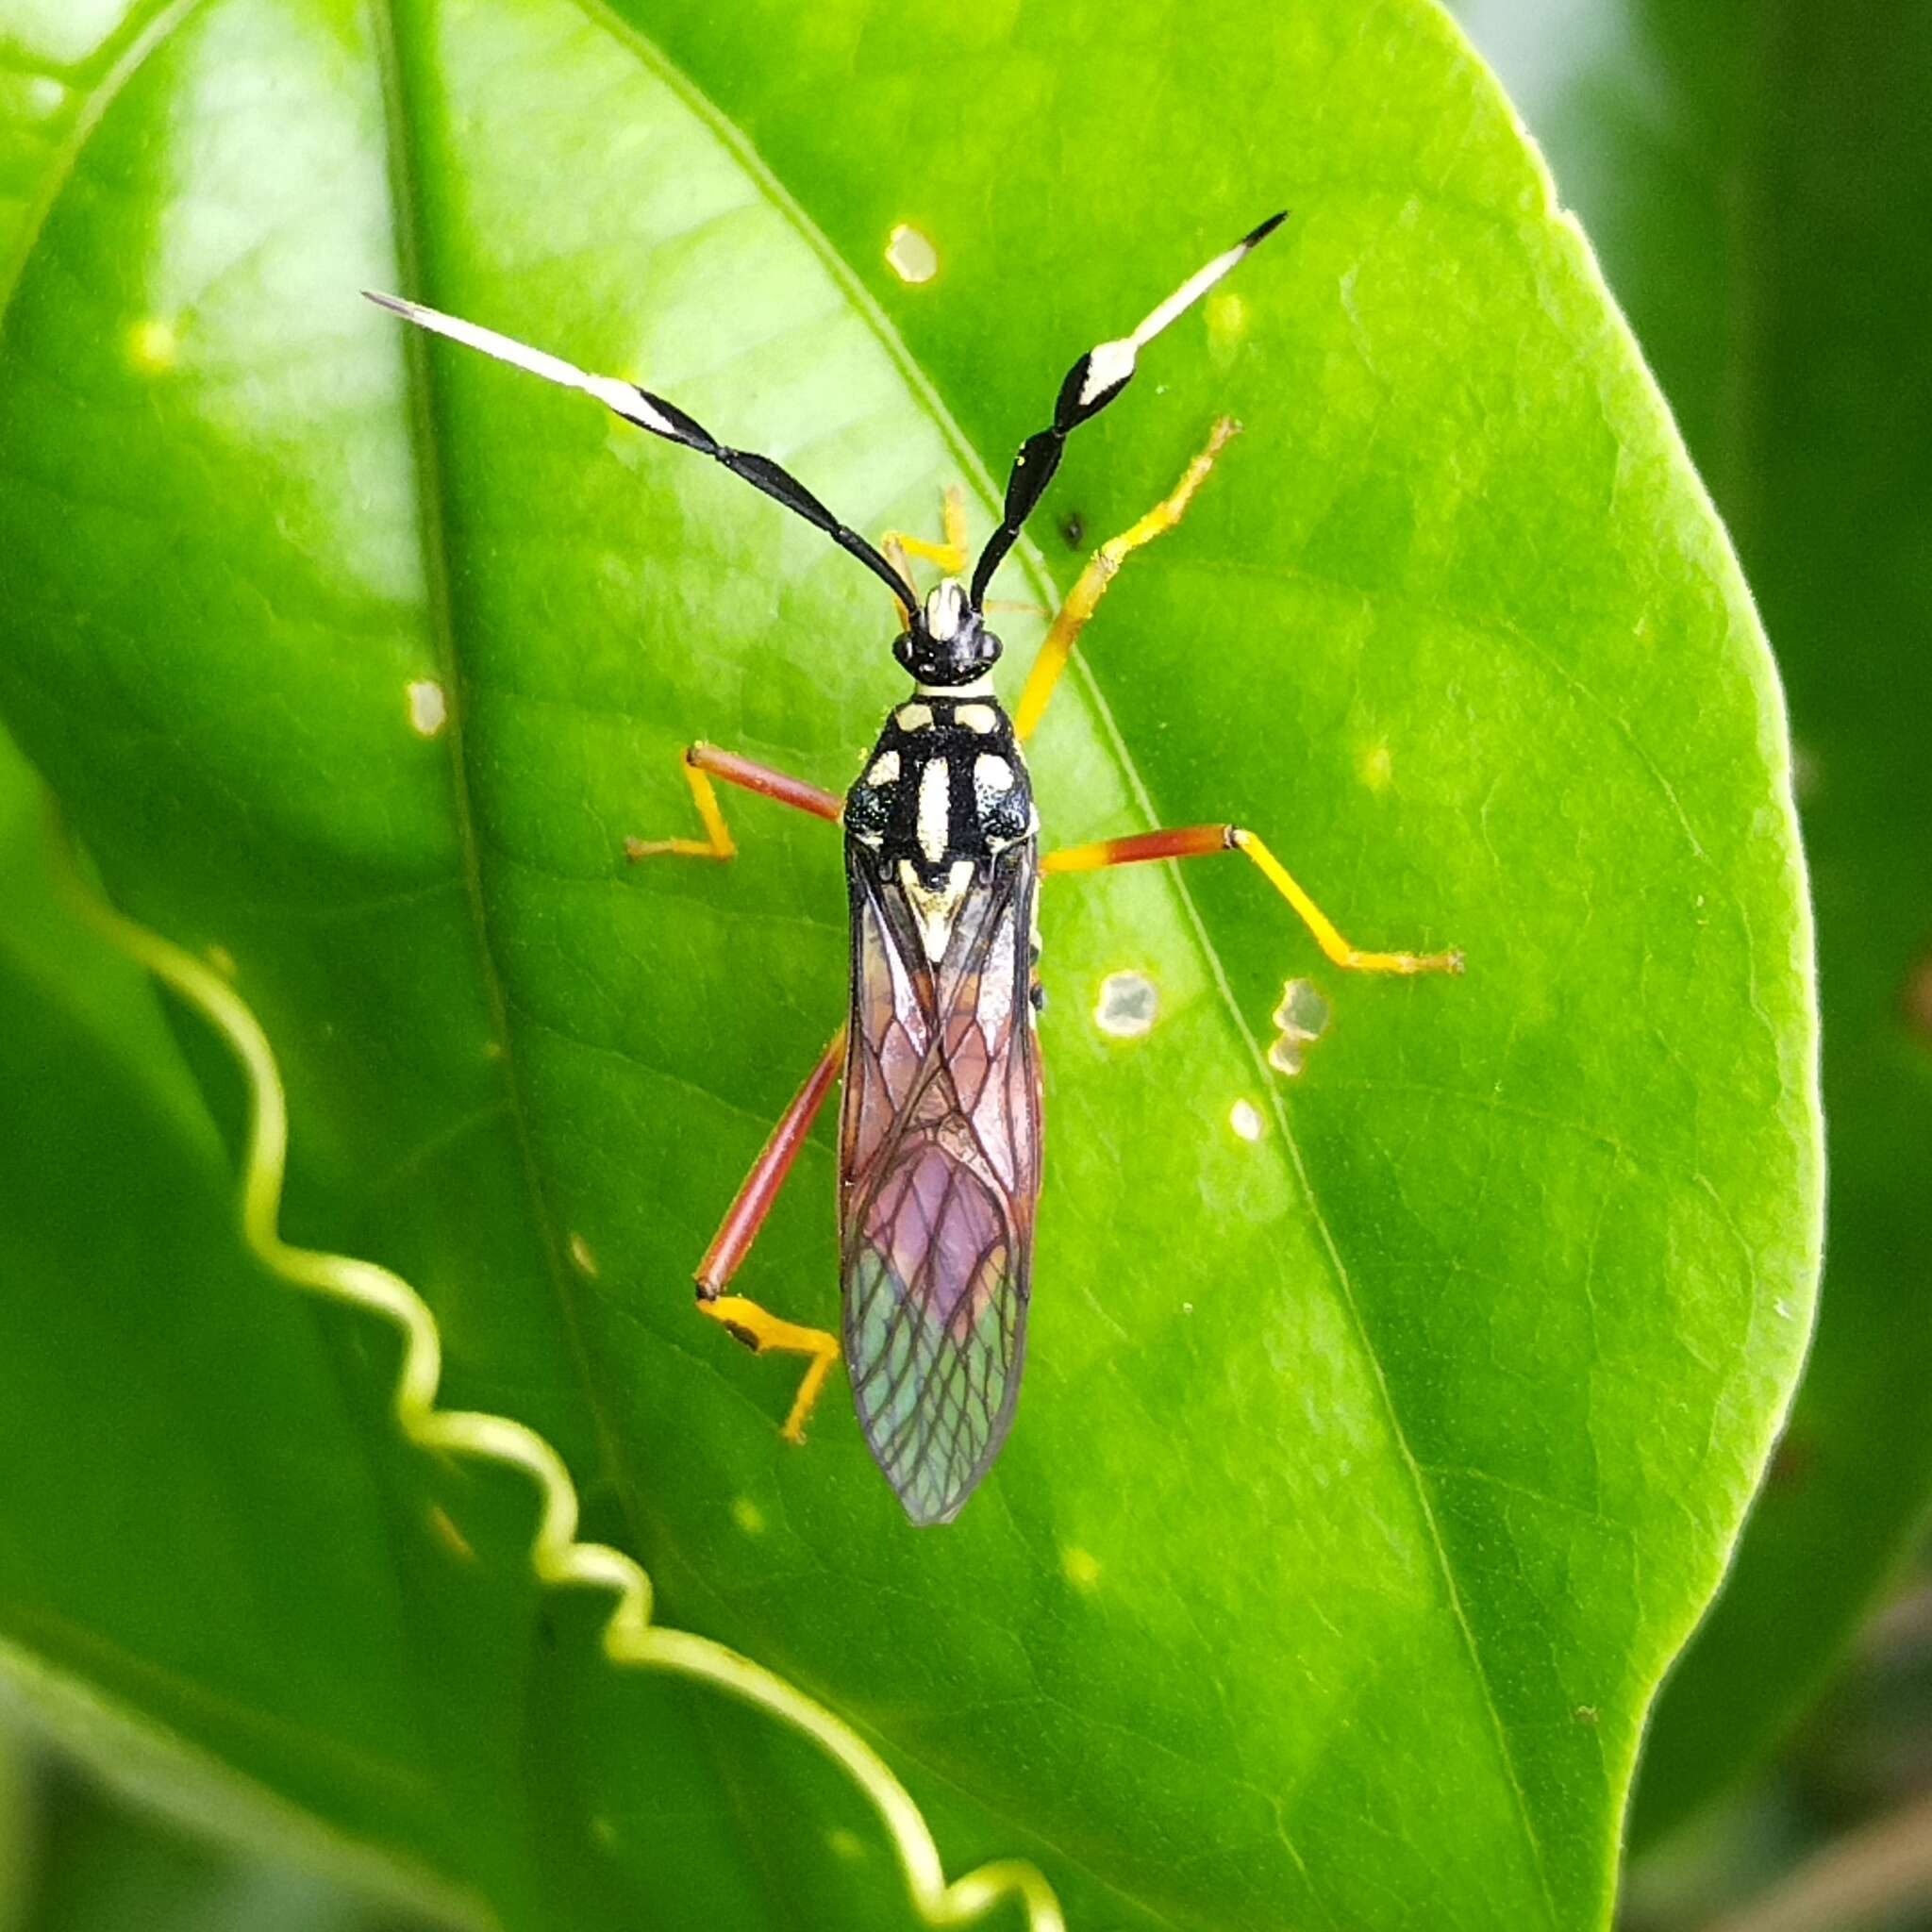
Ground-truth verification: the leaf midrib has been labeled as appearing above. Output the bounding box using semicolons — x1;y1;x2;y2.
367;0;659;1481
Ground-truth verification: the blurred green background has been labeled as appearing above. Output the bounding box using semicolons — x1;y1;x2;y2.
0;0;1922;1925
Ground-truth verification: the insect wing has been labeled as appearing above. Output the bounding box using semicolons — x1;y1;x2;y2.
840;848;1042;1524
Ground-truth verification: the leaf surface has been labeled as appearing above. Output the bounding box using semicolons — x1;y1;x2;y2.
1456;0;1932;1843
0;0;1820;1925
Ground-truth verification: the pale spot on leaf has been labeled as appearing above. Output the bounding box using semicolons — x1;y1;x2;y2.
1269;978;1331;1078
1063;1547;1101;1590
1206;291;1248;368
128;318;176;372
885;222;939;285
1229;1099;1264;1141
568;1232;598;1277
1094;970;1158;1038
731;1496;765;1536
408;679;447;737
1361;743;1393;792
425;1505;475;1562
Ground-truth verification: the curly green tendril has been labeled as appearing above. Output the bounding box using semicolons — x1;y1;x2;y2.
50;808;1064;1932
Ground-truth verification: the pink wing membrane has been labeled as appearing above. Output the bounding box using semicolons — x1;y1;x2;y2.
841;857;1041;1524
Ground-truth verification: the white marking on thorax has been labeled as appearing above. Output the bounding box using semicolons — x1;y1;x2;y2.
896;702;934;731
914;676;993;698
898;858;974;959
974;754;1013;798
956;703;998;734
866;748;900;785
917;758;951;862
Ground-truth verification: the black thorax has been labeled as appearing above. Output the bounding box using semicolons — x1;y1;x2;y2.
844;693;1037;885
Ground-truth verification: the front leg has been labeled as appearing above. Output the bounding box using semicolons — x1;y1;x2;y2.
625;741;842;863
1013;418;1240;744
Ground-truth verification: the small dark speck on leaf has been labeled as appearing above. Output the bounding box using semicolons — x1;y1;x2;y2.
1768;1432;1815;1491
1059;512;1085;549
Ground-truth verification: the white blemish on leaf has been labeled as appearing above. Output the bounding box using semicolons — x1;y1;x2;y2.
408;679;447;737
1229;1099;1264;1142
567;1232;599;1278
1269;978;1331;1077
1268;1037;1309;1077
1093;970;1158;1039
731;1496;765;1536
885;223;939;285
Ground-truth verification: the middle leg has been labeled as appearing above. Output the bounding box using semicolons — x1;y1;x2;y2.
1044;825;1463;975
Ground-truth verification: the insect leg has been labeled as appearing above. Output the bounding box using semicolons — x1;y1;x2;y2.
695;1029;846;1442
1044;825;1464;975
1013;417;1240;743
881;486;972;607
625;742;842;863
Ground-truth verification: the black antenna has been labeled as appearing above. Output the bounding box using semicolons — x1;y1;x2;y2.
363;291;915;609
968;212;1288;608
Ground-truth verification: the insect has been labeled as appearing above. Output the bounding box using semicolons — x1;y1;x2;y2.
369;213;1461;1526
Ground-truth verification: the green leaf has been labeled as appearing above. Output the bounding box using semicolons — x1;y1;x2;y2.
1455;0;1932;1844
0;1;1819;1927
12;1764;428;1932
0;720;1036;1930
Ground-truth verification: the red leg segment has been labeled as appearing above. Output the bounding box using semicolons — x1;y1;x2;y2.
693;1028;846;1443
1044;824;1463;975
626;741;841;863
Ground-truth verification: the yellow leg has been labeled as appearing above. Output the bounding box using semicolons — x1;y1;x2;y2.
699;1297;841;1443
1042;822;1463;975
1014;417;1241;744
1232;830;1463;974
691;1031;846;1443
625;757;735;862
625;744;843;864
881;485;971;607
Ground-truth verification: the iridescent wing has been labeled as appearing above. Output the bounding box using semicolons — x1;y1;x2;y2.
839;845;1043;1525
